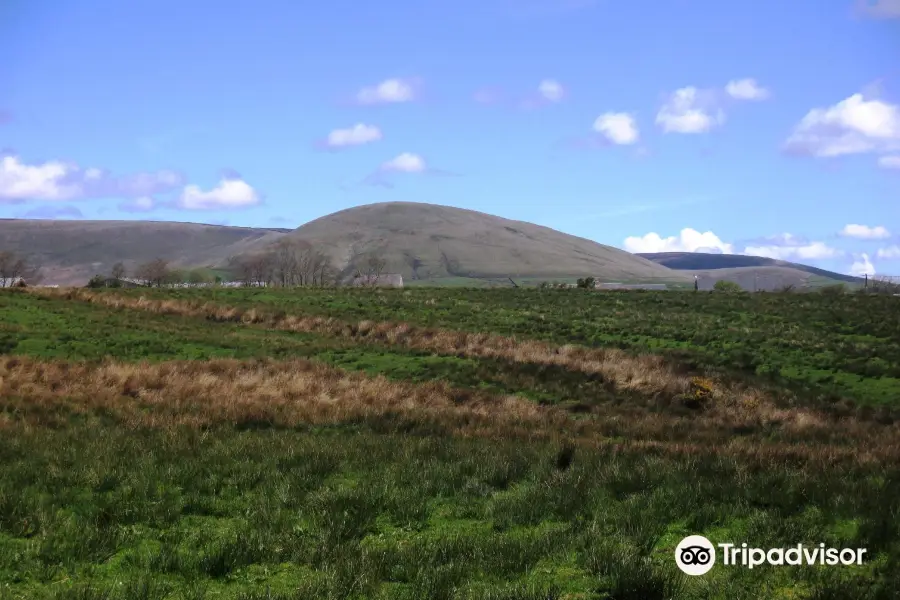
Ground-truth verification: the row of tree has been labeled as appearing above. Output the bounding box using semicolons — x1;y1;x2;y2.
0;251;41;287
228;240;387;287
85;240;389;288
88;259;218;288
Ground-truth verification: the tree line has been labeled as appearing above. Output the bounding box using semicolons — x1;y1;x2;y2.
84;240;389;288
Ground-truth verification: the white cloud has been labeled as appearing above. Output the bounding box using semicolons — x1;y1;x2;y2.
624;227;847;263
623;228;734;253
593;112;639;145
0;155;82;201
725;78;769;101
783;93;900;157
878;154;900;169
876;245;900;259
356;78;417;104
839;223;891;239
655;87;724;134
0;155;184;202
325;124;383;148
858;0;900;18
538;79;565;102
742;242;841;260
849;253;876;276
381;153;427;173
176;177;261;210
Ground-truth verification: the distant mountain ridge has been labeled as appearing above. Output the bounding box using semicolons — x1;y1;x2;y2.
0;219;289;285
1;203;692;286
638;252;862;284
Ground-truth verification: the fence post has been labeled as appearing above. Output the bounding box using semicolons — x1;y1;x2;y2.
865;273;868;290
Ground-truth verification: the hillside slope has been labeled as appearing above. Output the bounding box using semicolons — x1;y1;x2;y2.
1;204;694;286
284;202;690;283
0;219;288;285
638;251;861;284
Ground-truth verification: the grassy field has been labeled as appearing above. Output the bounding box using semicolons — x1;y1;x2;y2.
1;287;898;599
63;286;900;406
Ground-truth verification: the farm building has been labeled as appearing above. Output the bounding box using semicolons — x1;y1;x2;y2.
350;274;404;288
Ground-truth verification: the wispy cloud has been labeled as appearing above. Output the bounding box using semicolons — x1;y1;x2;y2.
0;154;185;203
362;153;459;188
839;223;891;239
879;155;900;169
16;205;84;219
725;78;770;101
353;78;420;105
520;79;567;109
317;124;383;150
656;87;724;134
117;196;156;213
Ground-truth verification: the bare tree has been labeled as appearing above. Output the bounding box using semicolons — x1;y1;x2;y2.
110;262;126;280
134;258;170;287
297;247;314;286
353;254;387;287
0;251;42;287
310;251;335;287
367;255;386;280
270;240;295;286
264;240;336;288
232;253;273;286
271;240;313;287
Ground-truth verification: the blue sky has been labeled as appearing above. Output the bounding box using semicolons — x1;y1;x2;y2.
1;0;898;275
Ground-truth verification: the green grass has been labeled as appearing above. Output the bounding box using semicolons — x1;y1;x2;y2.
1;425;895;599
92;287;900;406
0;291;626;409
2;287;898;598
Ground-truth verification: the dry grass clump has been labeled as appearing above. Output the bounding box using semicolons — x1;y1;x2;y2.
3;355;899;466
30;288;736;401
0;355;563;439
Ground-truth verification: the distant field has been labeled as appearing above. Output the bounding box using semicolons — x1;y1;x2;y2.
85;286;900;406
1;287;898;598
403;276;692;288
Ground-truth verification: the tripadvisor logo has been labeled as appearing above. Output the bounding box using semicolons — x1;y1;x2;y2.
675;535;716;575
674;535;867;576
